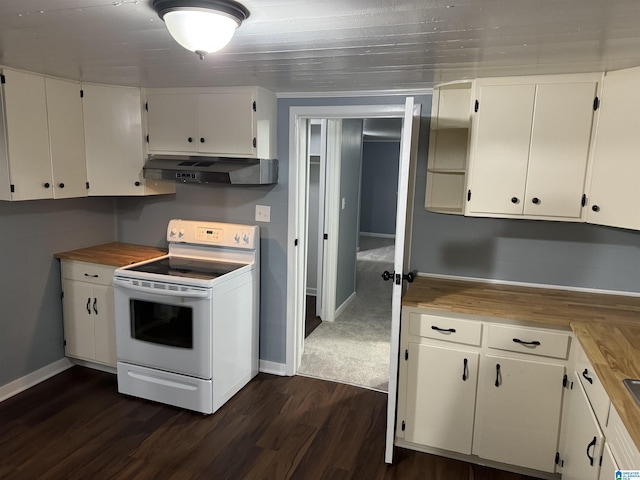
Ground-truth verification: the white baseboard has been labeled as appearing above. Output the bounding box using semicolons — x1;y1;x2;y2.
334;291;356;320
259;359;288;376
359;232;396;239
0;358;73;403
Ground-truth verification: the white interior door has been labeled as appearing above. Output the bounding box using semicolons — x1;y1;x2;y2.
385;97;421;463
320;119;342;323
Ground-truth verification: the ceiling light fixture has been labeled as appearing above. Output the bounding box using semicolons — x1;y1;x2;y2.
152;0;249;60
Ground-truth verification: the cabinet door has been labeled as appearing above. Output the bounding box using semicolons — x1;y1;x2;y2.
93;285;116;366
467;84;535;215
404;343;479;454
586;67;640;230
598;443;617;480
83;84;146;196
62;279;96;360
45;77;87;199
559;376;604;480
146;93;198;153
473;355;565;472
524;82;596;218
2;69;53;200
197;92;255;156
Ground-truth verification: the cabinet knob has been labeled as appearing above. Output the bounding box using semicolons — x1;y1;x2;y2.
592;205;600;212
532;197;540;205
59;183;65;188
511;197;518;204
200;137;205;143
188;137;193;143
135;181;141;187
44;182;50;188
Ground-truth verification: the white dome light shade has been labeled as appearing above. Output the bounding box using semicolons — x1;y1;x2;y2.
153;0;249;59
163;10;239;57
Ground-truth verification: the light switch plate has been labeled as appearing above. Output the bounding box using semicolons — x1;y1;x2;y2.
255;205;271;222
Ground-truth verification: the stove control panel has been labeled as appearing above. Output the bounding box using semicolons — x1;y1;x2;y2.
167;219;258;250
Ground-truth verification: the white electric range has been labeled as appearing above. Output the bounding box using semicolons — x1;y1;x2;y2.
112;219;259;414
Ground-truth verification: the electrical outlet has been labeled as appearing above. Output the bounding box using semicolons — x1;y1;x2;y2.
255;205;271;222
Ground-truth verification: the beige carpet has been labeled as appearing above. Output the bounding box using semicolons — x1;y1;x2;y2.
297;236;394;392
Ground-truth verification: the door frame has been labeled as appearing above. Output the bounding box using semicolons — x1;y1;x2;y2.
286;104;411;376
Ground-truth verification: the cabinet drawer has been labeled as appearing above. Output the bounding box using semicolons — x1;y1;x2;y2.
409;313;482;346
575;344;610;428
61;260;115;286
487;324;570;359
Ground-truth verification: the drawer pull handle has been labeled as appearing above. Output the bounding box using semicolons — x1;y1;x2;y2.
586;436;597;466
84;273;99;278
93;298;98;315
512;338;541;347
462;358;468;381
495;363;501;387
86;297;91;314
582;369;593;384
431;326;456;334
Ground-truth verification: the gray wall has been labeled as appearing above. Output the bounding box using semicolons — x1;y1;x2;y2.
360;141;401;236
336;119;363;308
0;198;116;386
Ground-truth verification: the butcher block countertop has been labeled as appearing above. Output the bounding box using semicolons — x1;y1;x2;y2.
403;276;640;452
54;242;167;267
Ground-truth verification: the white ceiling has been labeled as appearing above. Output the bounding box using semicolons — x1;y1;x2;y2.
1;0;639;93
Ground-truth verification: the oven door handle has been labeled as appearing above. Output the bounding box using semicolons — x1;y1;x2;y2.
112;277;210;298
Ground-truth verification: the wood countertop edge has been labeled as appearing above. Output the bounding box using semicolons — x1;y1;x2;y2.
54;242;167;267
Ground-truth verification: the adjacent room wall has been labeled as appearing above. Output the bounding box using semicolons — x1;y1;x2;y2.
360;140;400;236
0;198;116;387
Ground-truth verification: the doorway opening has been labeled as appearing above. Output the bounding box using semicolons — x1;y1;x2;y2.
297;117;403;392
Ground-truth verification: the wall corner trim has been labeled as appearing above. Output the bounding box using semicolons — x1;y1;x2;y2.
0;358;73;403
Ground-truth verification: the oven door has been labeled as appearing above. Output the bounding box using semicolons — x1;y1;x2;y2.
113;276;212;379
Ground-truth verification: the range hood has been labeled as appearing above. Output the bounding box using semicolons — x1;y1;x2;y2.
143;155;278;185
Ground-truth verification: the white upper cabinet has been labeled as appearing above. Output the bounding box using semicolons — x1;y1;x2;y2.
46;77;88;199
585;66;640;230
466;74;601;221
0;68;87;201
145;87;277;159
82;83;175;196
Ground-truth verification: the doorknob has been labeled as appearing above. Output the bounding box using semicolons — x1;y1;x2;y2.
381;271;415;284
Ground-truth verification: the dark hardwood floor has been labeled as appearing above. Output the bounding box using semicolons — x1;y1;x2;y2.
0;367;542;480
305;295;322;338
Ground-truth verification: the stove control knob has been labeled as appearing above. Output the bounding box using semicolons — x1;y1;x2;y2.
170;227;177;237
179;228;185;237
234;233;240;244
243;233;250;244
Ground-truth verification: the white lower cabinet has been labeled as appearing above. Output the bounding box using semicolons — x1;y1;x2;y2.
556;374;604;480
397;307;570;476
404;342;479;454
61;260;116;366
473;355;565;472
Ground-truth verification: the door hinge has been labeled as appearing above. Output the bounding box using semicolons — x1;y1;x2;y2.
80;89;84;98
581;193;586;207
86;181;90;189
294;238;299;246
146;134;149;143
474;99;479;112
145;102;148;112
323;233;328;240
555;452;564;467
1;74;5;84
593;96;600;111
404;349;409;361
467;189;471;201
253;137;257;148
563;374;568;388
10;184;15;193
252;101;257;112
63;339;67;347
401;420;406;431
